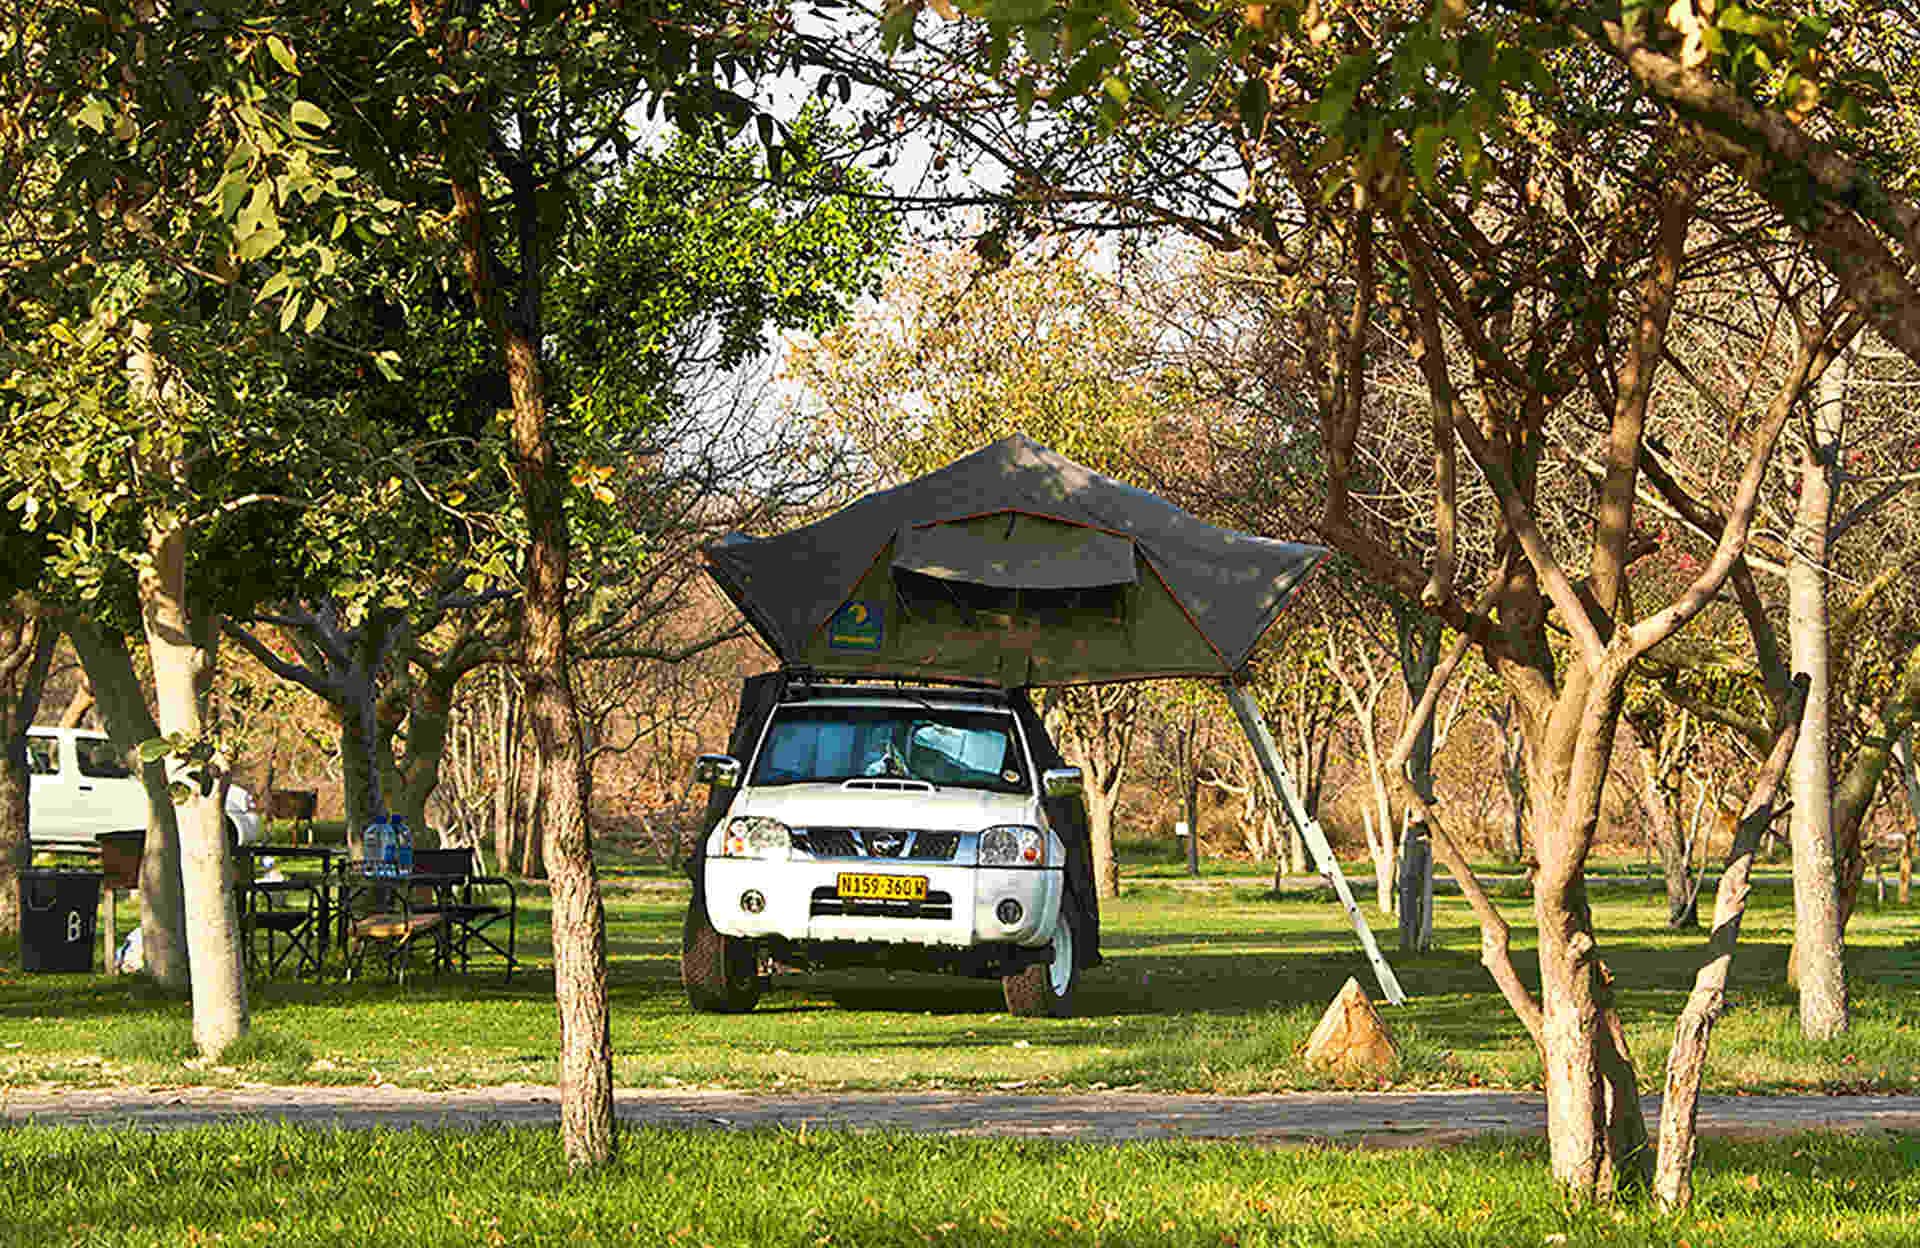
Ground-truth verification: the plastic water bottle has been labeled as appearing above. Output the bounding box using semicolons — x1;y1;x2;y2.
366;819;389;877
380;819;398;877
394;816;413;876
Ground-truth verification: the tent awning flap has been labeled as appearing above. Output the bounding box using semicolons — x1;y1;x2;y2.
891;514;1139;590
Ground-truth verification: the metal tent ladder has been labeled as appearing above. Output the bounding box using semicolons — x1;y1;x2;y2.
1224;681;1406;1006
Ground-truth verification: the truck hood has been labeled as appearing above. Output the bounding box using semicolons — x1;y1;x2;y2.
731;783;1038;832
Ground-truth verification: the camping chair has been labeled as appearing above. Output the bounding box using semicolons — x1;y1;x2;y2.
240;869;325;979
409;846;519;981
341;867;448;984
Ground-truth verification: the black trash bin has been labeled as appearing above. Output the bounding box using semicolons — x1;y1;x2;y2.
19;869;102;973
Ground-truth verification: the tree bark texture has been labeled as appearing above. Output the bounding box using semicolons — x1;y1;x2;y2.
140;521;248;1055
1050;686;1136;900
393;674;458;839
505;318;612;1169
1833;640;1920;928
1327;635;1396;913
0;597;55;939
1785;353;1849;1040
447;152;613;1166
66;616;189;989
1628;716;1698;928
1396;609;1441;951
1654;675;1807;1210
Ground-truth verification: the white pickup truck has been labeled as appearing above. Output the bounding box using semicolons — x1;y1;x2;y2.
683;680;1100;1018
26;727;262;848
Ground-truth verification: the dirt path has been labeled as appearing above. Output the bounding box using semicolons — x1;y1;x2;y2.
6;1085;1919;1146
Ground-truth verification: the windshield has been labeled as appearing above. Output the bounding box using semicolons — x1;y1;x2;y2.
751;705;1028;794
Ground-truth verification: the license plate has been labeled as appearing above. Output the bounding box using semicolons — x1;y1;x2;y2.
836;873;928;901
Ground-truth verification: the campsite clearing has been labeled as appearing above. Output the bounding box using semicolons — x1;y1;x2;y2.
3;876;1916;1096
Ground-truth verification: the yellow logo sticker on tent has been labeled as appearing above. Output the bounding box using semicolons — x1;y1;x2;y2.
829;600;884;651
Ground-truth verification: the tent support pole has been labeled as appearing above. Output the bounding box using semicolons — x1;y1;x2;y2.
1225;682;1407;1006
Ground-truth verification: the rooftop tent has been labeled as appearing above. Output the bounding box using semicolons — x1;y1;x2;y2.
703;434;1327;686
704;434;1405;1006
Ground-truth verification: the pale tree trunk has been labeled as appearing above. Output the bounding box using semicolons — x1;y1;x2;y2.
66;615;189;989
1785;352;1848;1039
59;671;93;728
1395;608;1440;952
1085;777;1119;898
1050;686;1137;900
1833;640;1920;928
0;597;56;940
1654;677;1807;1209
494;674;520;873
140;520;248;1055
1628;716;1698;928
520;757;546;878
1530;660;1652;1197
1281;684;1319;875
1488;698;1529;862
1327;633;1395;913
1898;731;1918;906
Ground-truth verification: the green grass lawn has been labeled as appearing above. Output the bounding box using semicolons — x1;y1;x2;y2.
1;1124;1915;1247
2;865;1917;1095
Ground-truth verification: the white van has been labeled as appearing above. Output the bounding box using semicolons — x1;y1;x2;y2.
683;680;1099;1018
26;727;262;848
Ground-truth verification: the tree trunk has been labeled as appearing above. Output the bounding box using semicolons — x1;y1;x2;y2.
447;150;613;1166
493;676;518;873
1396;609;1440;951
394;676;457;841
1087;782;1120;899
1654;676;1806;1209
59;672;93;728
1785;355;1848;1039
1629;720;1697;928
338;698;382;857
1489;700;1529;863
504;322;611;1170
0;598;56;940
1833;641;1920;928
1529;660;1651;1199
1899;731;1918;907
66;615;189;989
140;520;248;1056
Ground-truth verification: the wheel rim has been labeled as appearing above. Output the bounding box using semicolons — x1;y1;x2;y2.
1048;911;1074;997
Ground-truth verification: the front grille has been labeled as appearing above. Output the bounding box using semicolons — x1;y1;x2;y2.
909;832;959;860
810;886;954;921
793;828;859;857
791;828;961;860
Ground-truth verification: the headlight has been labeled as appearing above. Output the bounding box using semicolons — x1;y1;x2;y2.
722;816;791;860
978;824;1045;867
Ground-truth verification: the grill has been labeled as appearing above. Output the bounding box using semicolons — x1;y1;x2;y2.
793;828;860;857
909;832;960;860
810;886;954;921
791;829;961;861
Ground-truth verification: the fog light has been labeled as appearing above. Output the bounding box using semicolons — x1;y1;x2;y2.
995;898;1023;925
740;889;766;914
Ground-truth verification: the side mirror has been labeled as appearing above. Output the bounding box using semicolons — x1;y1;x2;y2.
693;754;742;789
1041;767;1083;799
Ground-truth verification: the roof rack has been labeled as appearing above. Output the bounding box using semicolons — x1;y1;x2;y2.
781;667;1010;704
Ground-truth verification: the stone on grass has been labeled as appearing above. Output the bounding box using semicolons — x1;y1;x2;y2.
1303;977;1399;1075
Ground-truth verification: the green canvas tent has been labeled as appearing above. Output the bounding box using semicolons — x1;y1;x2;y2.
704;434;1327;686
705;434;1406;1004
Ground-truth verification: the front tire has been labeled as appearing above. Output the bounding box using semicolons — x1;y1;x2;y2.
1003;897;1080;1018
682;894;761;1014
